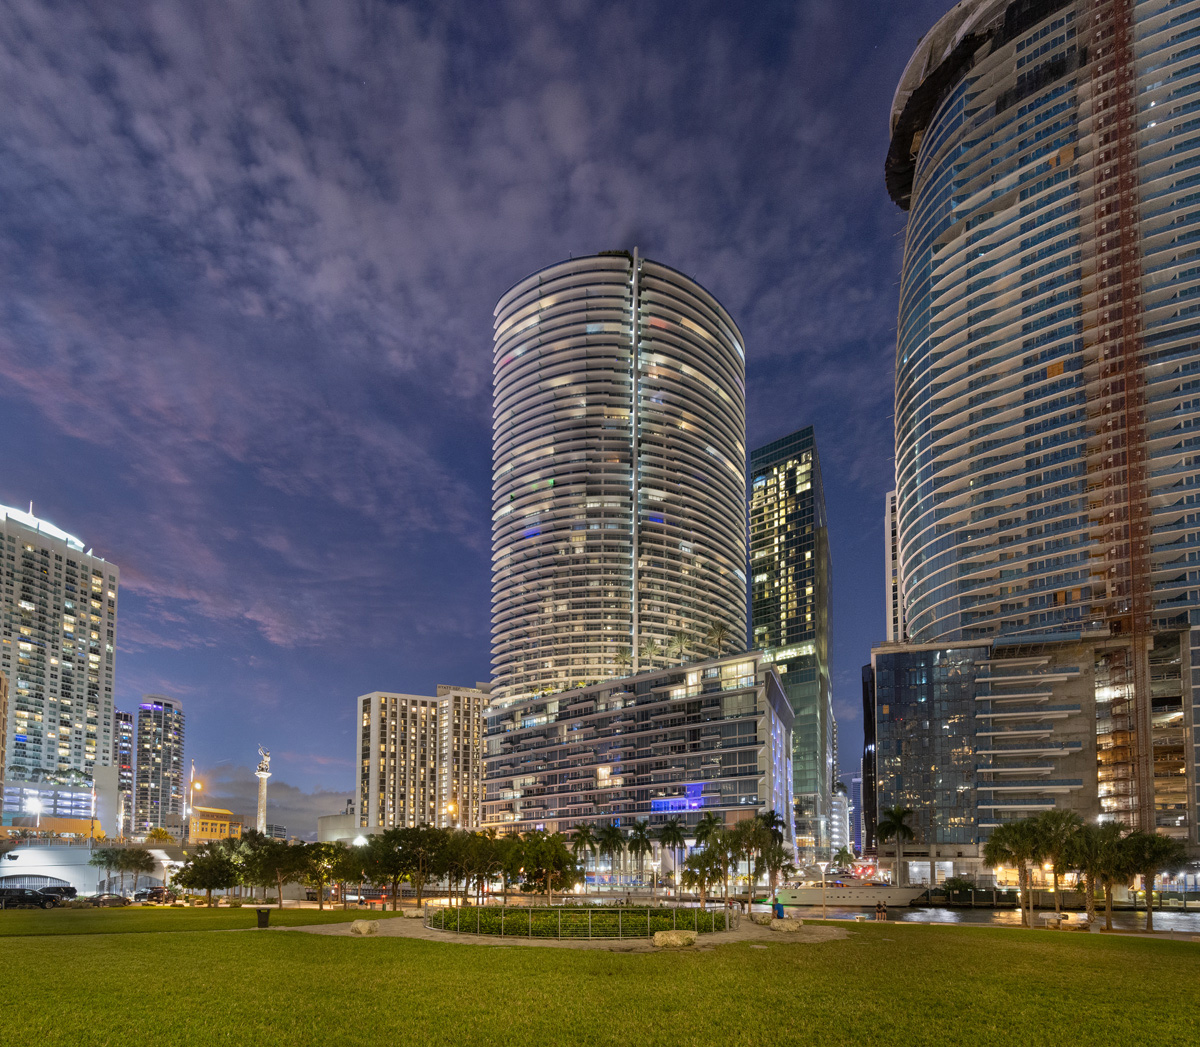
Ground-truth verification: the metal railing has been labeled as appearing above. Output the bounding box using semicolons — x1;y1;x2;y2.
424;904;738;939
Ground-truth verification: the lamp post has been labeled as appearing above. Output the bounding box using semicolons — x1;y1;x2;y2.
28;797;42;830
651;858;660;903
815;861;829;920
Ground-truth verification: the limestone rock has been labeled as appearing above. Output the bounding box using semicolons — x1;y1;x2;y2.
350;920;379;936
770;918;804;932
404;910;425;919
751;913;773;926
653;929;698;948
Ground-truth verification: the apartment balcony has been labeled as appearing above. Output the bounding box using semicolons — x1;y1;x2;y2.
976;779;1083;793
975;704;1080;720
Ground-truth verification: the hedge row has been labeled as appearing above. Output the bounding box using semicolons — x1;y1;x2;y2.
426;905;731;938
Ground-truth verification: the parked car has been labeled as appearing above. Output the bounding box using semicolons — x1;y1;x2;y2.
134;887;177;903
38;885;77;900
88;893;131;907
0;887;59;909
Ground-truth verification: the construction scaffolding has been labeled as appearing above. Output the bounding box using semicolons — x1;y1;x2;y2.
1081;0;1155;831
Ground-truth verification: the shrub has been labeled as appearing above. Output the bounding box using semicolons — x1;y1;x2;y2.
428;906;727;938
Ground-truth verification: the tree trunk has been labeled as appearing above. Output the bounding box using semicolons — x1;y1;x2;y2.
895;838;904;888
206;887;213;907
1053;868;1061;914
1103;884;1113;932
1084;872;1096;923
1017;863;1028;928
277;873;285;909
1145;872;1155;933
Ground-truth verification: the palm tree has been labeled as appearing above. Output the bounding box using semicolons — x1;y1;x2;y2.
1066;822;1106;924
569;824;597;895
738;818;770;912
681;847;723;908
1123;831;1188;933
667;631;690;664
88;847;120;893
614;647;632;675
705;622;730;656
656;818;688;899
832;846;855;869
762;840;797;898
876;806;915;888
758;809;787;847
596;822;626;889
124;848;156;898
1094;821;1133;932
638;638;661;668
982;821;1041;927
627;820;654;886
1033;810;1082;914
145;827;175;845
693;811;722;850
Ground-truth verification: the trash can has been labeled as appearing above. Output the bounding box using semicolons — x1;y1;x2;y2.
256;908;270;929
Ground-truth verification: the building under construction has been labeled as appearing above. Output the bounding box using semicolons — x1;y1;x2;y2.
880;0;1200;876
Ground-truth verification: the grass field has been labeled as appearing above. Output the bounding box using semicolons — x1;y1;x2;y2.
1;919;1197;1046
0;904;408;936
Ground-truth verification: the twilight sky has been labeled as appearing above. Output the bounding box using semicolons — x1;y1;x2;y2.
0;0;950;835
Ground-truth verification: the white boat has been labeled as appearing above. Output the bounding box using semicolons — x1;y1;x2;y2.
775;875;927;908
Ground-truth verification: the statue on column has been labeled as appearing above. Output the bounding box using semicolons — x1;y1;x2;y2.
255;746;271;835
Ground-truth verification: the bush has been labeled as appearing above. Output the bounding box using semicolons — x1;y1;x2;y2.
427;906;728;939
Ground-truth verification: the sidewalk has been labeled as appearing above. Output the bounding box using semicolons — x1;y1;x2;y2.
280;913;850;951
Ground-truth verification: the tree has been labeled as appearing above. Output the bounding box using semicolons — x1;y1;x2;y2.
711;828;741;909
398;824;445;909
123;848;156;897
496;834;524;905
705;622;730;656
145;827;175;845
667;632;690;664
638;638;661;667
627;820;653;886
1066;823;1105;924
681;846;724;908
736;818;769;912
1123;831;1187;933
1093;822;1133;932
331;843;367;909
656;818;688;899
570;825;597;895
876;806;916;888
982;820;1041;928
251;840;309;908
365;829;410;911
596;822;626;888
521;830;579;903
761;840;796;897
833;846;855;869
614;647;632;674
304;842;343;911
693;812;722;850
1033;810;1082;914
88;848;121;893
174;843;238;906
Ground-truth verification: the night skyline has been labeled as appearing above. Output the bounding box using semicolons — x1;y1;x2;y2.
0;0;952;830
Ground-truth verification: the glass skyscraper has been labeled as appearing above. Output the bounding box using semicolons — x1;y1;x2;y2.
491;250;747;701
884;0;1200;856
750;426;833;858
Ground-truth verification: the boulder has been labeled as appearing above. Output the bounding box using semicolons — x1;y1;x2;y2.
653;929;698;948
403;910;425;919
350;920;379;936
751;914;773;926
770;918;804;932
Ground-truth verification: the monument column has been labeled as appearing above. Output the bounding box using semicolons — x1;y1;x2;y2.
255;747;271;834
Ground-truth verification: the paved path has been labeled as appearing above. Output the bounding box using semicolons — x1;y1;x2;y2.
279;913;849;951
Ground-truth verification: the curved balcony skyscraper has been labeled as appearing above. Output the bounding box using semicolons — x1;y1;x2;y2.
491;250;747;701
890;0;1200;644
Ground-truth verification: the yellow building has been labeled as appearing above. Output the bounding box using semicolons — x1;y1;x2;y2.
188;805;243;844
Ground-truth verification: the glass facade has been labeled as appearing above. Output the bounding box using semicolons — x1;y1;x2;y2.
133;696;184;833
482;653;794;839
749;426;833;857
888;0;1200;848
491;251;747;701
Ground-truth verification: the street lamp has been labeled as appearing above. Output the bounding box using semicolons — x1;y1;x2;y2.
28;797;42;830
651;858;660;903
815;861;829;920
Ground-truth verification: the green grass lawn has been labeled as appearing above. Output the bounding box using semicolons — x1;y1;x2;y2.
1;921;1197;1046
0;904;409;936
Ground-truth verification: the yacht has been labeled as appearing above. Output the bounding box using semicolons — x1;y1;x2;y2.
775;874;927;908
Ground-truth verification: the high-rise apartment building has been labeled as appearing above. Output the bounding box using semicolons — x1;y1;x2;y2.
491;250;748;701
860;664;877;857
0;671;7;788
831;780;851;854
750;427;834;858
358;684;487;830
885;491;906;643
0;504;119;799
133;696;184;833
483;652;795;842
112;709;134;838
884;0;1200;857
